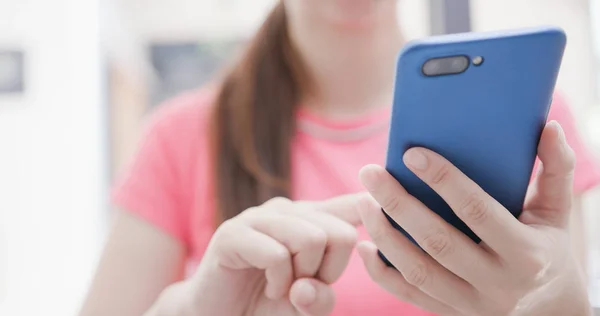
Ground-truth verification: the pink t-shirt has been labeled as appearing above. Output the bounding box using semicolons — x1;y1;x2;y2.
112;89;600;316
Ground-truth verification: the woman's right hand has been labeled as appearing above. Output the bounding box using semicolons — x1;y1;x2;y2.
155;194;363;316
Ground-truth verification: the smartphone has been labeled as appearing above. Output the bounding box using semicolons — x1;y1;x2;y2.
380;26;566;266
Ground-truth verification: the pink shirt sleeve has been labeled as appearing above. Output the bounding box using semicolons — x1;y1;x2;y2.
548;94;600;194
111;90;212;246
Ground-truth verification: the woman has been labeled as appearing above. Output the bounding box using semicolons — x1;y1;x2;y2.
81;1;600;315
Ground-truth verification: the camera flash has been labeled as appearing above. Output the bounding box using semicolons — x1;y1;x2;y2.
473;56;484;66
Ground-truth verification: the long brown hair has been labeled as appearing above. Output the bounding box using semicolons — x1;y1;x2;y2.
211;2;309;222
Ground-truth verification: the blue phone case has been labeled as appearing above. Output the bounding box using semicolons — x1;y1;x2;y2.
380;26;566;266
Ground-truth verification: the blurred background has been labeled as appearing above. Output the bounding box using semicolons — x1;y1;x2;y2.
1;0;600;314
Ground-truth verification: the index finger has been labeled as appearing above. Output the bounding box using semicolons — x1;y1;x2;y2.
297;193;367;226
402;148;535;256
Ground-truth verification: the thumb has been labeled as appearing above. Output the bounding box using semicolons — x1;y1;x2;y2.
297;193;367;227
526;121;576;226
289;278;335;316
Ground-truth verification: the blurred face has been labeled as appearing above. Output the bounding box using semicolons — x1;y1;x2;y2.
283;0;398;31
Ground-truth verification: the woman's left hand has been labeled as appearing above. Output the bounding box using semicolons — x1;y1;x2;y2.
356;121;592;316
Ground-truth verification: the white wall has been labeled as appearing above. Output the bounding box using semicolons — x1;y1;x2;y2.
104;0;430;79
0;0;105;314
472;0;596;116
113;0;429;41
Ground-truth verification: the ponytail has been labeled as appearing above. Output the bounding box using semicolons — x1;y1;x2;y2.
210;3;308;222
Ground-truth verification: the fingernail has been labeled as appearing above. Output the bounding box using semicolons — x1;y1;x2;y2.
548;120;565;143
404;149;428;170
295;280;317;306
556;122;567;144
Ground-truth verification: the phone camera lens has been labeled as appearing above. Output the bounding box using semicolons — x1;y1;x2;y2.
422;55;469;77
452;58;467;70
472;56;484;66
423;60;441;74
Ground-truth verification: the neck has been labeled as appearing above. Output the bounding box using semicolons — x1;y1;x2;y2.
289;9;403;119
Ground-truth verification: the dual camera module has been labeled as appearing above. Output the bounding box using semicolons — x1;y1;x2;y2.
422;55;484;77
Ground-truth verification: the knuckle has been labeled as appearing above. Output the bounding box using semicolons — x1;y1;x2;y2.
331;225;359;248
270;247;292;266
214;218;237;237
301;229;328;250
211;220;243;256
342;226;359;245
404;262;429;288
460;193;490;224
370;226;388;244
522;252;550;279
237;206;260;219
422;230;454;258
264;197;292;208
431;164;451;185
381;195;402;214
